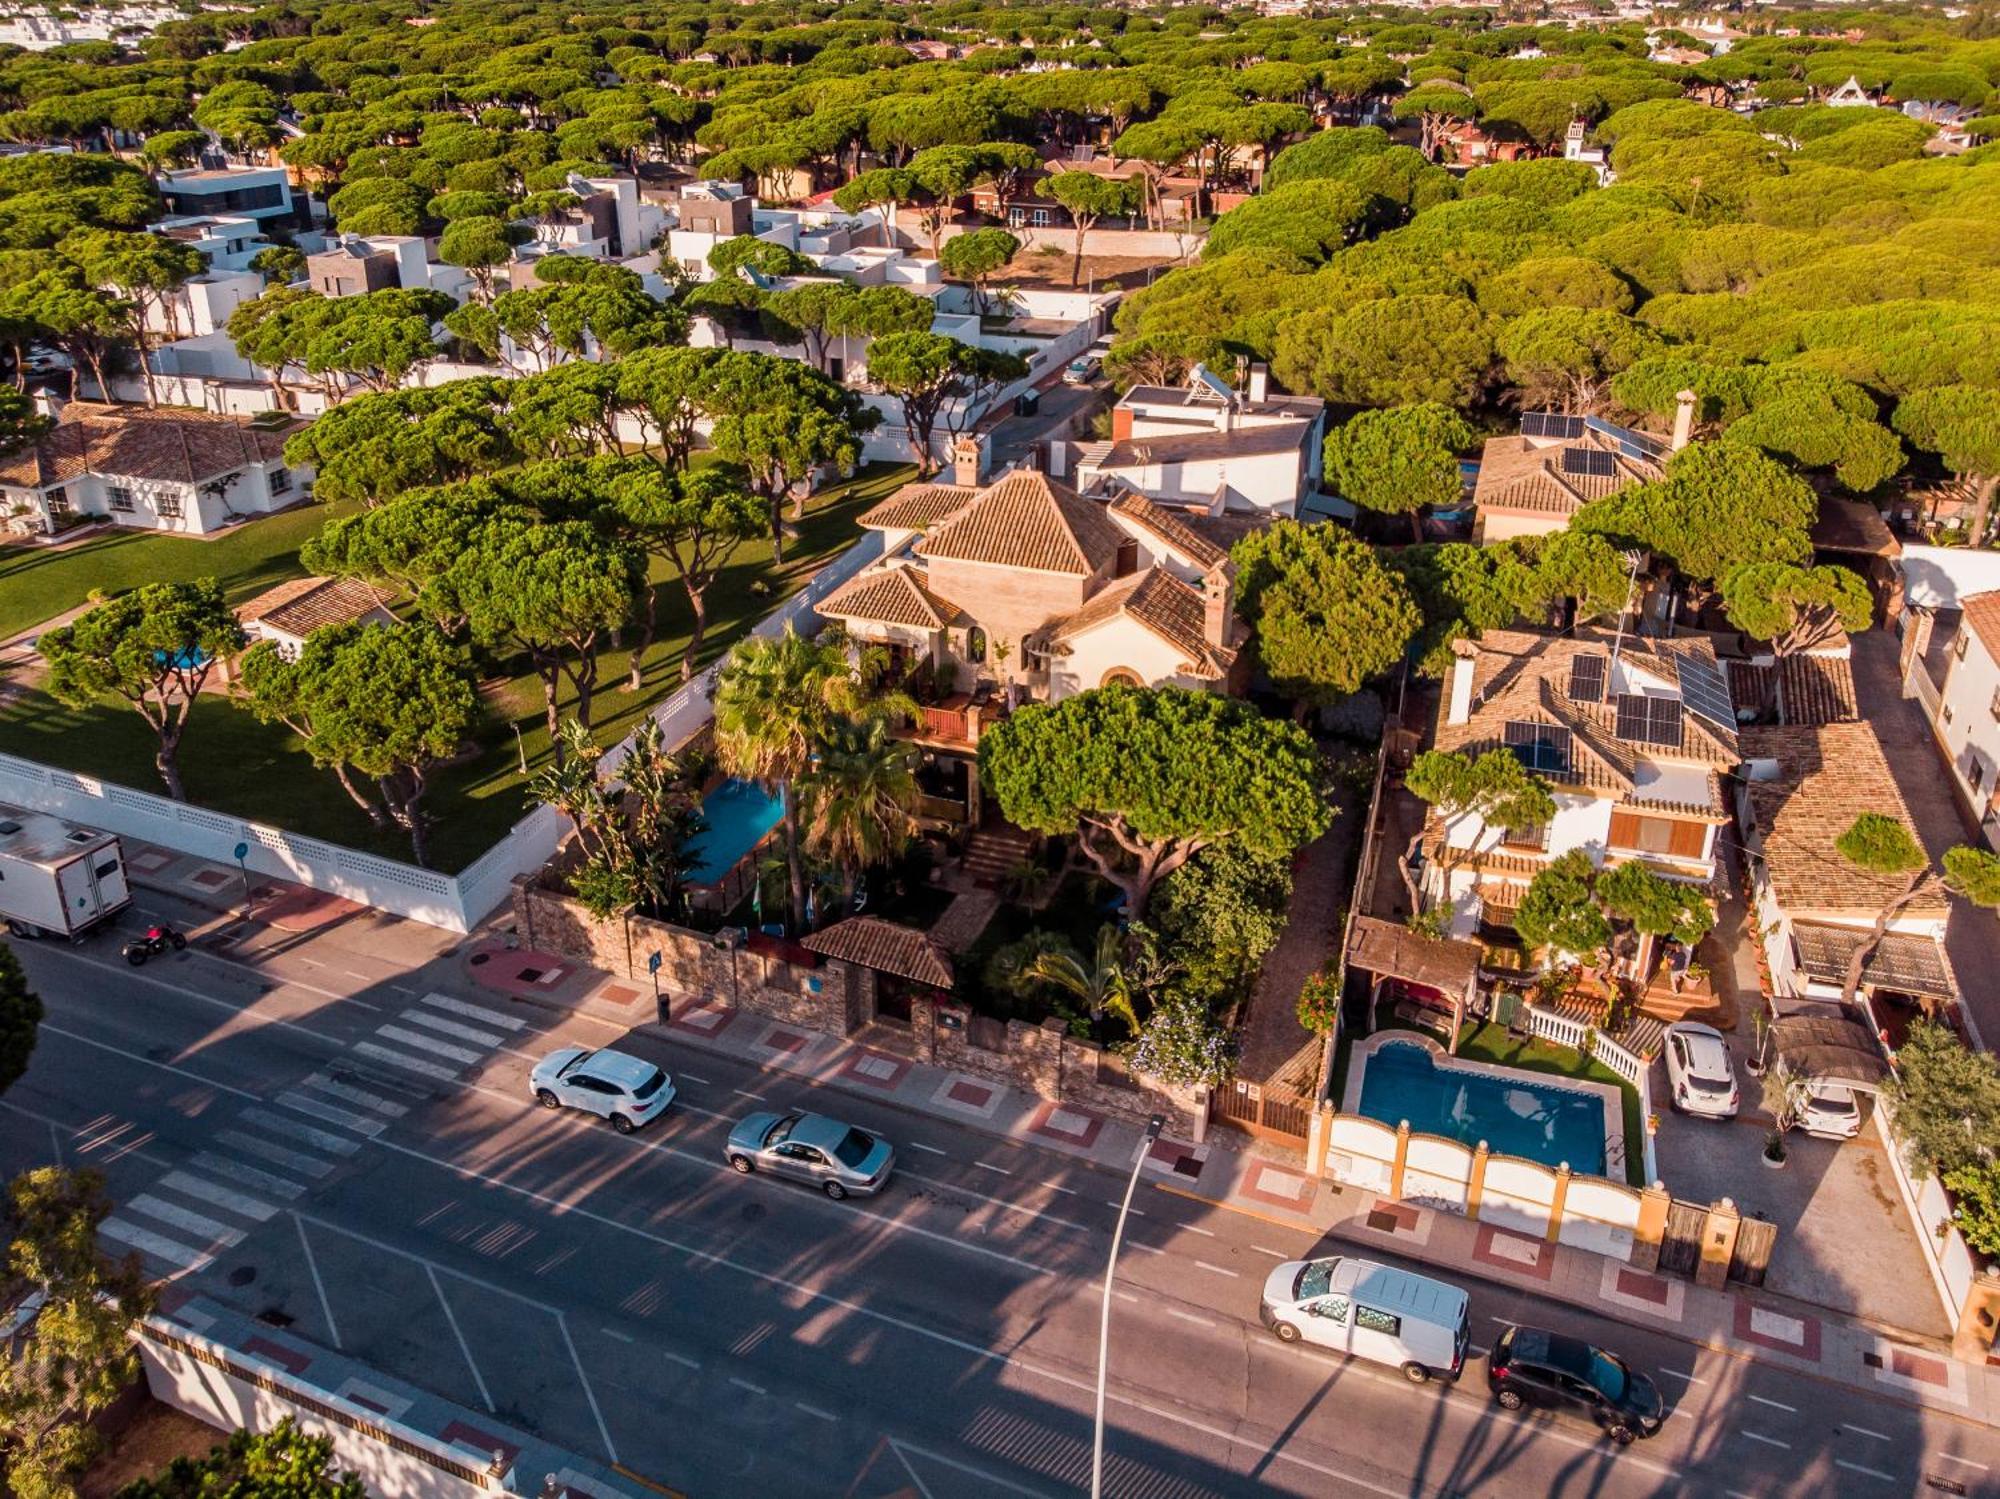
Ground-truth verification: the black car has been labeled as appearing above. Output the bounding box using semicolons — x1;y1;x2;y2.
1487;1326;1665;1444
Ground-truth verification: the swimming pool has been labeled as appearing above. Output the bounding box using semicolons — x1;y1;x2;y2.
1353;1038;1609;1176
685;778;784;888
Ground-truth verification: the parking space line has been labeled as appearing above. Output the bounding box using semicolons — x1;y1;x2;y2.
1124;1242;1165;1256
1039;1180;1076;1195
293;1214;342;1350
678;1073;712;1085
428;1264;495;1413
1183;1225;1216;1238
1833;1460;1896;1482
559;1313;620;1466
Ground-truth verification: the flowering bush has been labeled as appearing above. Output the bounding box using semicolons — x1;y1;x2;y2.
1129;989;1235;1089
1295;970;1342;1035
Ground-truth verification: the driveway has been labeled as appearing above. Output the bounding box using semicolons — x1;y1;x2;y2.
1651;1036;1948;1338
984;379;1109;472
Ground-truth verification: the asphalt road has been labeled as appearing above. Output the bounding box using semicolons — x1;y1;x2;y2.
7;899;1999;1499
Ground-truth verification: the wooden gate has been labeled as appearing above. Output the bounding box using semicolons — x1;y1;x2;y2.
1657;1199;1707;1278
1211;1037;1323;1143
1729;1216;1777;1288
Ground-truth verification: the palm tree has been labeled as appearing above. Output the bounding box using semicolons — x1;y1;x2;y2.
803;715;919;918
711;626;914;931
1025;923;1143;1038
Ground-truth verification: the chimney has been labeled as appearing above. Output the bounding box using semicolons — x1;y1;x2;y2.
1446;639;1478;725
951;434;986;488
1671;389;1697;452
1203;565;1232;650
1247;363;1269;404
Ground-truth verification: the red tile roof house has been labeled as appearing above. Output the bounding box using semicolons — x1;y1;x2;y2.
0;402;308;539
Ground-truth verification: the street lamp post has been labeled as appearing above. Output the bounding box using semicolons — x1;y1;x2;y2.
1092;1113;1165;1499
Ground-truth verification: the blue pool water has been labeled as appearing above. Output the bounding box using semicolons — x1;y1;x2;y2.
685;778;784;887
1357;1040;1607;1175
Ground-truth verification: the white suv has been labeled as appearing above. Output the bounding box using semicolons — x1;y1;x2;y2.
1664;1023;1739;1120
1797;1081;1863;1140
530;1047;675;1133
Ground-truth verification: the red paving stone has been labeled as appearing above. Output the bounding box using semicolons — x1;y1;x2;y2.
1236;1161;1317;1212
187;868;233;890
440;1421;518;1469
946;1078;996;1108
1732;1298;1823;1361
1471;1223;1555;1282
838;1049;911;1090
1613;1268;1672;1307
252;884;366;933
1027;1100;1105;1148
1890;1346;1949;1387
244;1335;312;1376
761;1027;809;1054
1365;1199;1420;1234
671;1003;736;1037
596;983;642;1008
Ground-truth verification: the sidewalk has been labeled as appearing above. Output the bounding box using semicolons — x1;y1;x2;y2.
118;834;365;933
465;933;2000;1432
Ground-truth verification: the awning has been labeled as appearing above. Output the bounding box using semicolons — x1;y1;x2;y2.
1792;923;1956;1002
1770;1014;1891;1092
1345;915;1483;997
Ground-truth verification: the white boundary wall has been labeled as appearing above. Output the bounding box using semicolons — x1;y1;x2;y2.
1;531;884;933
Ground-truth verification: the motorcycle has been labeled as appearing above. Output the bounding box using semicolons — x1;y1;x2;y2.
123;924;186;967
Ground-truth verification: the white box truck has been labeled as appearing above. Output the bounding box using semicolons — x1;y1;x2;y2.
0;808;132;939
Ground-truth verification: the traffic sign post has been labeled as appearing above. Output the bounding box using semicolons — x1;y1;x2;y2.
648;950;664;1024
233;841;250;918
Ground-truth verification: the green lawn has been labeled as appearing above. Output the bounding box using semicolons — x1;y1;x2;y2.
0;463;916;872
1450;1021;1648;1187
0;501;359;641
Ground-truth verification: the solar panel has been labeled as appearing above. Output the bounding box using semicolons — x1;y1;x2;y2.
1677;652;1735;733
1567;653;1607;704
1587;416;1665;462
1505;720;1573;775
1521;412;1585;441
1613;693;1684;749
1561;445;1618;478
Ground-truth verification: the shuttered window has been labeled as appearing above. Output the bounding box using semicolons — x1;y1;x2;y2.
1608;810;1709;861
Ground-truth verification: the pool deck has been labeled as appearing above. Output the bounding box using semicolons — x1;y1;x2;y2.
1341;1030;1625;1180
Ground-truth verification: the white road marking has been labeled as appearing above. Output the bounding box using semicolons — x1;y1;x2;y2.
275;1091;387;1137
1667;1407;1695;1422
1846;1426;1891;1442
1193;1261;1239;1278
375;1025;483;1065
1039;1180;1076;1195
728;1376;767;1396
906;1142;948;1156
1740;1431;1790;1450
890;1439;1054;1499
1833;1460;1896;1482
971;1161;1013;1176
794;1402;837;1422
1182;1225;1216;1238
558;1313;620;1466
189;1153;303;1202
1123;1241;1165;1256
303;1075;408;1116
1939;1454;1992;1472
419;991;526;1030
1747;1394;1796;1413
678;1073;713;1085
215;1130;334;1177
730;1089;767;1102
600;1327;634;1344
127;1194;244;1247
292;1213;340;1347
900;1172;1097;1233
397;1009;507;1047
101;1216;208;1272
39;1023;261;1101
428;1265;495;1413
1114;1291;1140;1304
354;1042;460;1082
1166;1309;1214;1328
1659;1368;1706;1384
157;1171;277;1223
1106;1202;1146;1216
389;984;421;996
662;1351;701;1370
239;1108;362;1156
1251;1246;1290;1259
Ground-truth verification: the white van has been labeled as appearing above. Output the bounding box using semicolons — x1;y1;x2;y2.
1260;1255;1470;1384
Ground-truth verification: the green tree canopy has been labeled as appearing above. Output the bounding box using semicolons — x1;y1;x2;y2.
1719;562;1872;655
1574;443;1816;585
1232;520;1422;705
0;942;40;1098
1324;402;1475;542
116;1417;364;1499
1515;848;1612;960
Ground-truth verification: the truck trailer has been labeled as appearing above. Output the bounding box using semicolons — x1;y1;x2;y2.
0;807;132;939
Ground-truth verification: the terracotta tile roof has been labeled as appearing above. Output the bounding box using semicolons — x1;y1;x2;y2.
800;916;954;988
917;469;1124;576
1437;629;1737;815
1777;652;1858;726
0;403;297;489
1961;592;2000;661
1471;430;1661;521
1044;568;1236;680
1097;421;1311;467
1105;491;1227;570
857;481;976;533
816;565;966;631
1739;722;1950;919
238;576;387;637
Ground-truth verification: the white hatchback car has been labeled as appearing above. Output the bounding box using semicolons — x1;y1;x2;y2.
530;1047;674;1133
1797;1080;1864;1140
1663;1022;1739;1120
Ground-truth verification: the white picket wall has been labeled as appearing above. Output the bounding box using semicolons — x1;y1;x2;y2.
3;530;887;933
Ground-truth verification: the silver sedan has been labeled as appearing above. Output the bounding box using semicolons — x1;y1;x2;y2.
724;1110;895;1199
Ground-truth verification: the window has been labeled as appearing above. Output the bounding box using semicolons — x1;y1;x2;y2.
45;486;69;515
1502;824;1549;852
107;484;135;512
1956;631;1970;661
1354;1306;1402;1336
1990;687;2000;720
156;490;183;520
93;858;119;879
966;626;987;664
1031;208;1053;227
267;466;292;494
1970;757;1987;797
1944;702;1956;726
1308;1296;1349;1324
1608;810;1708;861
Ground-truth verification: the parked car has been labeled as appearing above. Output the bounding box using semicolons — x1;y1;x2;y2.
725;1110;894;1199
529;1047;674;1133
1064;355;1101;385
1487;1326;1664;1444
1259;1255;1469;1384
1663;1022;1738;1120
1797;1079;1864;1140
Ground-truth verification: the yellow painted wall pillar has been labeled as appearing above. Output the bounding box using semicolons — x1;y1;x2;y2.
1631;1184;1671;1273
1546;1163;1572;1243
1390;1120;1411;1200
1466;1141;1490;1222
1954;1273;2000;1363
1695;1197;1740;1290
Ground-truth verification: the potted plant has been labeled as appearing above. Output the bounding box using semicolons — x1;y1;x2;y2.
1760;1061;1808;1169
1745;1006;1772;1078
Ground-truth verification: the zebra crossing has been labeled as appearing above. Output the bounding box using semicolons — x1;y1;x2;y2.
98;990;526;1282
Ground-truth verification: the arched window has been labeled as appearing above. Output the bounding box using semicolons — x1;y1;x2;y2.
967;626;987;664
1100;667;1143;688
